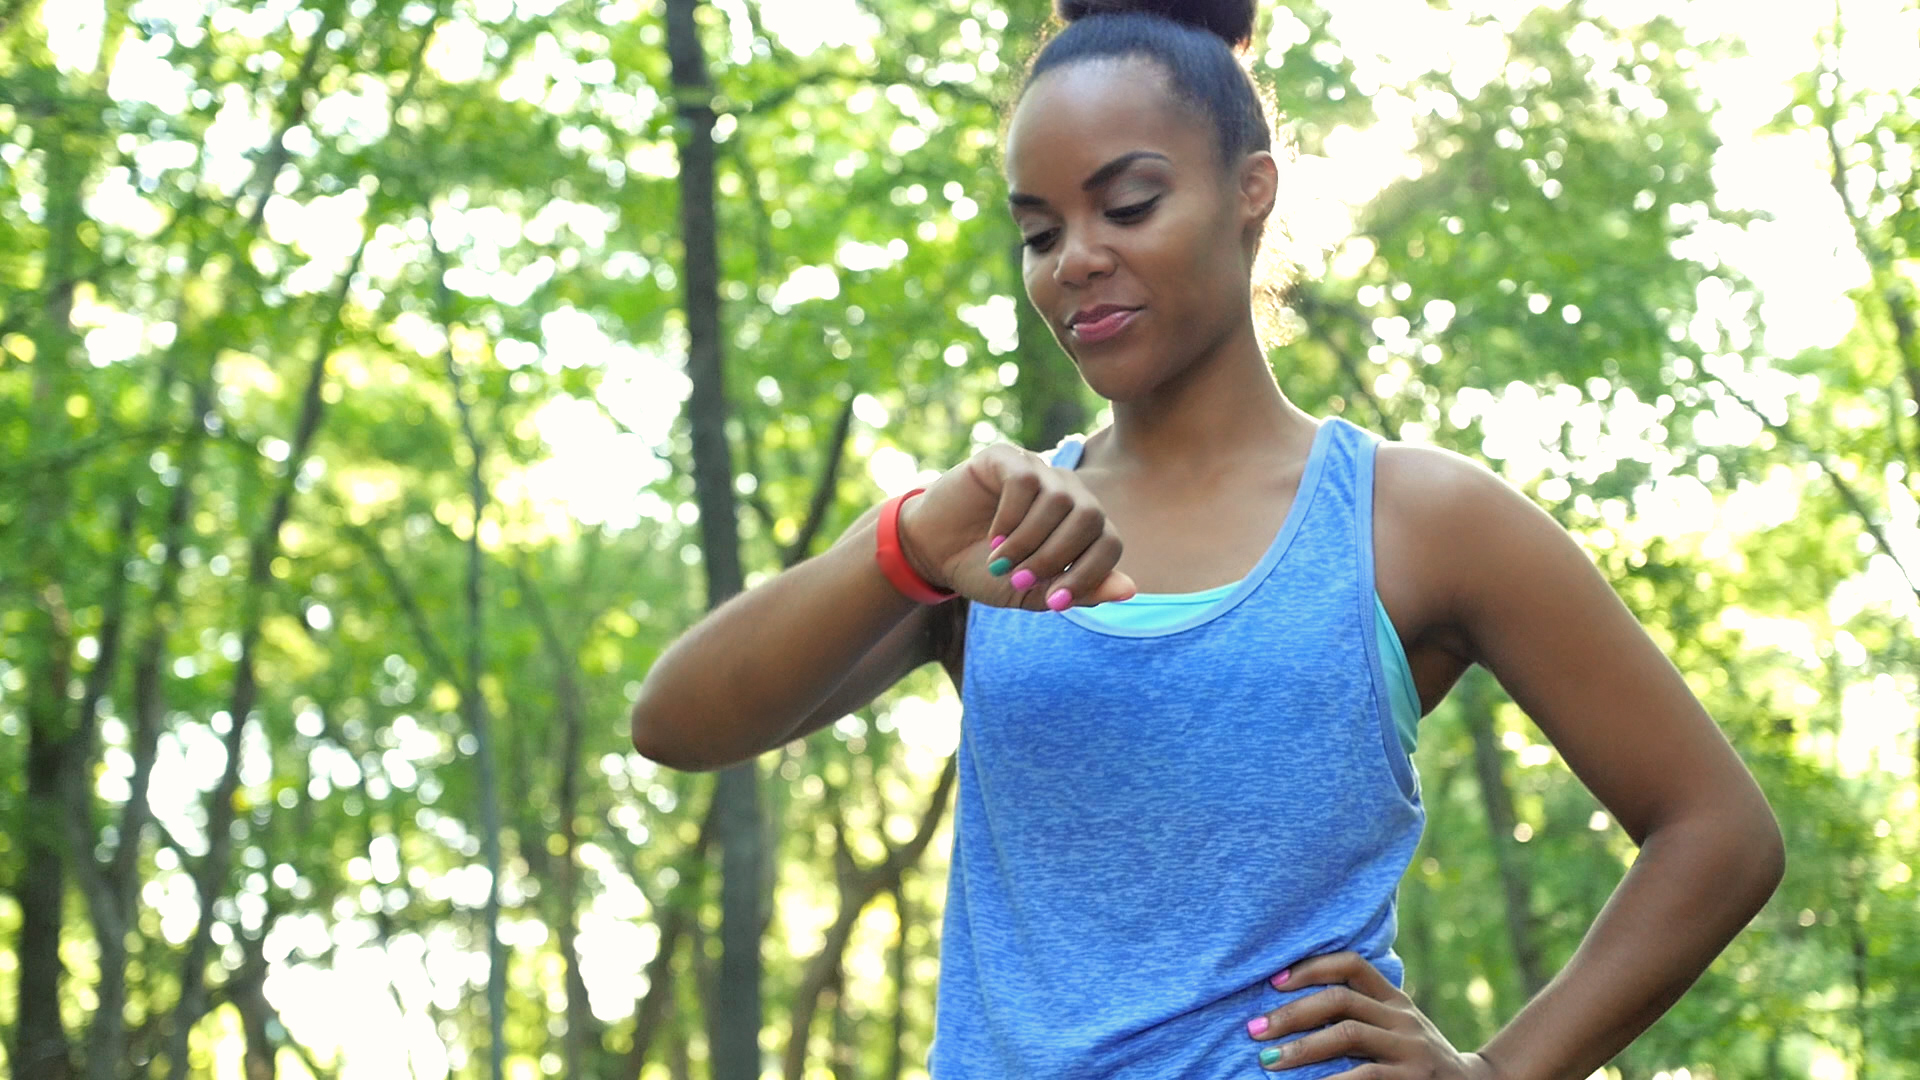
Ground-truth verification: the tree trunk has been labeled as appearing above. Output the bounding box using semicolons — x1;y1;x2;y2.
667;1024;693;1080
828;970;855;1080
1460;671;1548;999
1851;893;1871;1080
231;929;278;1080
885;882;910;1080
157;239;365;1078
440;259;509;1080
16;102;88;1080
624;792;720;1075
664;1;760;1078
519;564;600;1077
80;370;213;1080
782;756;956;1080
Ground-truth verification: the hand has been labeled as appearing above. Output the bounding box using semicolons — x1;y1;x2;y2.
896;443;1136;611
1244;952;1504;1079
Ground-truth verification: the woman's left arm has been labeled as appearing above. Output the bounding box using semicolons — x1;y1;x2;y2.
1248;446;1785;1078
1428;449;1783;1079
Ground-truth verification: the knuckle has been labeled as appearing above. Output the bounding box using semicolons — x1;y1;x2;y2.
1335;1019;1365;1048
1039;489;1074;515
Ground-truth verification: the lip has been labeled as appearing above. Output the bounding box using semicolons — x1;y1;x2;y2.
1068;305;1142;345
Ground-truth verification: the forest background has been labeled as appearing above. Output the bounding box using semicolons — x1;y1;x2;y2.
2;0;1917;1078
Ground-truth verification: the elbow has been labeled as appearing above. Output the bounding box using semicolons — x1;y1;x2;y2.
1649;788;1786;919
1715;792;1786;918
630;690;750;773
630;694;708;773
1754;804;1787;901
1736;776;1787;904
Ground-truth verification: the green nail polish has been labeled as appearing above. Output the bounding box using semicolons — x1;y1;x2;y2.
1259;1047;1282;1067
988;557;1012;576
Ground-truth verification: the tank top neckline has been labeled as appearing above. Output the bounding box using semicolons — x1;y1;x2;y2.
1047;418;1339;639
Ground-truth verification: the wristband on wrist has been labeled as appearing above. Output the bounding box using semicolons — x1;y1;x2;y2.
876;488;957;605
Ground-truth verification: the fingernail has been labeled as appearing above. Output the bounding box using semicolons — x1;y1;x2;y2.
1046;588;1072;611
1010;568;1036;590
988;557;1013;576
1246;1016;1269;1038
1259;1047;1283;1067
990;535;1007;549
1270;969;1290;988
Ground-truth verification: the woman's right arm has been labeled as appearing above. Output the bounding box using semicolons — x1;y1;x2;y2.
630;505;944;772
630;443;1138;772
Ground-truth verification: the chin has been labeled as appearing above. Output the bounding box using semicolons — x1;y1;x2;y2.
1074;358;1160;404
1066;341;1176;404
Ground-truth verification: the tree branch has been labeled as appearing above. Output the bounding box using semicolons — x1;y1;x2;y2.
156;222;371;1080
782;753;957;1080
621;782;722;1078
782;394;858;568
1816;30;1920;471
1716;380;1920;601
1294;288;1396;433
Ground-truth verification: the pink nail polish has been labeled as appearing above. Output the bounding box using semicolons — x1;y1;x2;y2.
1270;969;1290;989
990;535;1007;549
1246;1016;1269;1037
1010;569;1036;590
1046;588;1072;611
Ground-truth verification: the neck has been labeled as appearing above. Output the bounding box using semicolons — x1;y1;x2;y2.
1096;317;1315;476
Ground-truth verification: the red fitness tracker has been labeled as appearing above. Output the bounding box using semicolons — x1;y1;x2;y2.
876;488;957;604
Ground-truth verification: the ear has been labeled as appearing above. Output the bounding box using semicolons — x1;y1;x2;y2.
1235;150;1279;256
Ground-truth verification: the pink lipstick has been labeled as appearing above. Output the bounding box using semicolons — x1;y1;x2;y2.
1070;307;1140;344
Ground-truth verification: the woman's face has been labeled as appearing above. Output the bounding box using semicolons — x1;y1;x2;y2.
1004;57;1272;403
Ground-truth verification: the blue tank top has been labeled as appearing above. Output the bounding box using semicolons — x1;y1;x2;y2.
930;417;1426;1079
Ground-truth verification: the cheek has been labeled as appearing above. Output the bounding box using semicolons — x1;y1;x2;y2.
1022;254;1058;310
1140;212;1226;308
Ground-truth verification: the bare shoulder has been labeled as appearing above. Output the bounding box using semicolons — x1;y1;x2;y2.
1371;438;1611;668
1376;439;1576;557
1374;439;1532;530
1374;435;1774;848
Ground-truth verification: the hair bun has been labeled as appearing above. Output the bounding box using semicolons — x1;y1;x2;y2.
1054;0;1257;49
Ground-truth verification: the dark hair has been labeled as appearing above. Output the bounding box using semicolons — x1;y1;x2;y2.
1023;0;1271;164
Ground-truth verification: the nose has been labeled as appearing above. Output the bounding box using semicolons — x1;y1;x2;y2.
1052;223;1115;288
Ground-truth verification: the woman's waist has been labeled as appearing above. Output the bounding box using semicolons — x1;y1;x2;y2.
942;860;1407;1019
933;922;1403;1080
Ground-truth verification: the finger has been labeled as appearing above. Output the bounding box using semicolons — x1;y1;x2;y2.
1256;1020;1413;1072
992;486;1076;601
1272;952;1406;1005
1018;505;1110;609
981;469;1046;577
1057;532;1134;609
1249;984;1401;1041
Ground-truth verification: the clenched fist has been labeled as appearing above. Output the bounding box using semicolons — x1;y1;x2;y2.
896;443;1137;611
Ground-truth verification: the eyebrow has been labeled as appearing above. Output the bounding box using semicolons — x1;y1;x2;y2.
1007;150;1172;208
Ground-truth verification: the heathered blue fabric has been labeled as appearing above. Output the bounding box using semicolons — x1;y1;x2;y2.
1078;586;1421;755
929;417;1426;1079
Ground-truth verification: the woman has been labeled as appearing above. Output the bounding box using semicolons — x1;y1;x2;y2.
631;0;1785;1075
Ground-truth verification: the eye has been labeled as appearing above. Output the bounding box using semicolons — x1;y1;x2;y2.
1108;195;1160;222
1022;228;1060;253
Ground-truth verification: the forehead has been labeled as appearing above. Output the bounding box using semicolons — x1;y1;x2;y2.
1004;57;1213;191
